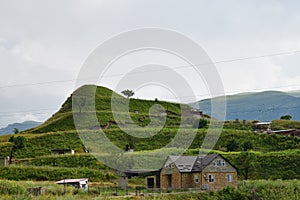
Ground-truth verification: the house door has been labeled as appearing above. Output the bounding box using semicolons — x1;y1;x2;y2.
167;175;172;188
147;178;155;188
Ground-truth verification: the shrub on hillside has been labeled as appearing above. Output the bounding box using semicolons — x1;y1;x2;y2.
0;180;25;195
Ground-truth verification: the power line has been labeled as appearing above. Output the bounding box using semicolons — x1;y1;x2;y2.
158;83;300;101
0;49;300;89
0;82;299;116
0;98;299;117
0;108;58;114
0;77;94;89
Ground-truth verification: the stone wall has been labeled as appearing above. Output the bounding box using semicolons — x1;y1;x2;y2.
201;172;238;191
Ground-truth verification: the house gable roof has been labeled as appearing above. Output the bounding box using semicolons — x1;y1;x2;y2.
167;154;221;173
169;156;197;172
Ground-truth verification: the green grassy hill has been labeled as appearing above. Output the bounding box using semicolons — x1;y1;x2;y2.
27;85;186;133
0;85;300;183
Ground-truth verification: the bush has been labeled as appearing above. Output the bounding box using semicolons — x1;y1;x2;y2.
0;166;117;182
226;139;239;151
0;180;26;195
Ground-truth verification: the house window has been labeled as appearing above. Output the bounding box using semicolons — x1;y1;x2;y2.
194;175;199;183
208;175;214;182
214;159;225;166
227;174;232;182
222;160;225;166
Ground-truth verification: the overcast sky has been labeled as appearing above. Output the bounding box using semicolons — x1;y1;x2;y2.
0;0;300;127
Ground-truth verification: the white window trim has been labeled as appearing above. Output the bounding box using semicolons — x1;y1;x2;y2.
208;174;214;182
227;174;233;182
194;175;199;183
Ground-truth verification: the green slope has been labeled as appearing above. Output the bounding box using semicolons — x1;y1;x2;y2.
27;85;187;133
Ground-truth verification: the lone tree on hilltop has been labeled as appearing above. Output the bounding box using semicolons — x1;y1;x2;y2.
121;89;134;98
280;115;292;120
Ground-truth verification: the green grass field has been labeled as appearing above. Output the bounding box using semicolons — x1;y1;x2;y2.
1;179;300;200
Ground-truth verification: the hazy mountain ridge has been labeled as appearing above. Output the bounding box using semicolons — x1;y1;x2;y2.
0;121;42;135
194;91;300;121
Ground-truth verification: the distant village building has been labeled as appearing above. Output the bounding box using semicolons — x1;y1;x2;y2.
254;122;299;136
271;129;299;136
254;121;272;133
56;178;88;190
190;109;203;118
182;108;203;118
51;148;75;155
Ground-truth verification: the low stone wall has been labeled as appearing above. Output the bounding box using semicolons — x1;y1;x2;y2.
26;187;48;196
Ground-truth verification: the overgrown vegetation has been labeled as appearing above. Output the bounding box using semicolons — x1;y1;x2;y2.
0;166;116;182
1;180;300;200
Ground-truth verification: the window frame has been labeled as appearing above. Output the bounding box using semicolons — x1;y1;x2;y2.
208;174;214;182
227;174;233;182
194;175;199;183
222;160;225;166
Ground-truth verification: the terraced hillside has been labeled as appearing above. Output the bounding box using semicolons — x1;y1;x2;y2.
0;85;300;183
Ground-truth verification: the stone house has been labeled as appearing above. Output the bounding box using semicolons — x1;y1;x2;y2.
156;154;237;191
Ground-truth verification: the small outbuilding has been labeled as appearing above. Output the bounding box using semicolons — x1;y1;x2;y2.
51;148;75;155
56;178;88;190
254;121;272;133
271;129;299;136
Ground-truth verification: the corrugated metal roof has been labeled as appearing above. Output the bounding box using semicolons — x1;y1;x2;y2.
255;122;271;125
56;178;88;184
271;129;296;133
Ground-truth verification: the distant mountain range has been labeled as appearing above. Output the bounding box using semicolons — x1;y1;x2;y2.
192;91;300;121
0;121;42;135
